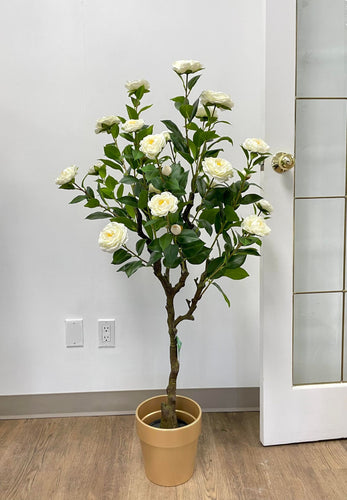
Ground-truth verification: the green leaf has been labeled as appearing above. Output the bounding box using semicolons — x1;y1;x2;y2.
186;245;210;264
110;123;119;139
69;195;86;204
209;136;234;148
187;75;201;91
147;251;162;266
104;144;122;162
132;149;144;160
119;175;138;185
159;233;172;251
239;248;261;256
226;254;247;269
177;229;200;245
136;239;146;256
112;249;132;265
207;257;225;277
102;159;123;171
118;195;138;207
144;217;167;229
84;198;100;208
120;132;134;143
111;216;137;231
224;206;239;222
240;194;263;205
189;98;199;122
171;96;188;111
138;189;148;209
105;175;117;191
85;212;110;220
163;244;180;268
198;218;213;236
117;260;144;277
86;187;95;198
199;208;219;224
220;267;249;280
212;282;230;307
117;184;124;199
58;183;75;190
139;104;153;114
137;125;153;142
126;105;138;119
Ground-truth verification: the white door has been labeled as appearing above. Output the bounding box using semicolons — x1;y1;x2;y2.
260;0;347;445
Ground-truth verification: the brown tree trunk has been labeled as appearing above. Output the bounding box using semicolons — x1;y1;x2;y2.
160;291;179;428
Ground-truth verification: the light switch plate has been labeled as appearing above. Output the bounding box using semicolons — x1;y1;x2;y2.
65;319;84;347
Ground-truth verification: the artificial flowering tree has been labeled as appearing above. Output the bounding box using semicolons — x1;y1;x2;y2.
56;59;272;429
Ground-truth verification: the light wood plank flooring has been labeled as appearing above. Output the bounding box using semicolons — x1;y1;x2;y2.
0;412;346;499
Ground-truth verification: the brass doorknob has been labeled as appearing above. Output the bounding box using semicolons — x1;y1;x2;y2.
272;152;295;173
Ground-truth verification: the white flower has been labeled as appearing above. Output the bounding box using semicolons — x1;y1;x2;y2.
196;106;218;119
162;131;171;141
258;199;273;213
88;161;103;175
148;192;179;217
98;222;128;252
170;224;182;236
122;119;145;133
161;165;172;176
200;90;234;110
202;157;234;183
242;138;270;154
139;133;166;159
148;183;161;194
55;165;78;185
172;60;204;74
241;215;271;236
125;79;150;92
95;116;120;134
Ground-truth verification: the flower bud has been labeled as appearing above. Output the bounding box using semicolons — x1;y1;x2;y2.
89;161;103;175
148;183;161;194
161;165;172;176
170;224;182;236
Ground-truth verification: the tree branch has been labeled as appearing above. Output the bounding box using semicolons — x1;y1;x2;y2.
174;272;207;327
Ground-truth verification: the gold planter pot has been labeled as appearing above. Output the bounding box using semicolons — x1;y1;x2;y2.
135;394;202;486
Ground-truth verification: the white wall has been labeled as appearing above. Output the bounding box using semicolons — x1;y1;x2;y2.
0;0;265;395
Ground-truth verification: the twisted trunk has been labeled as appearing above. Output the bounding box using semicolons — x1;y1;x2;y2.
160;291;179;428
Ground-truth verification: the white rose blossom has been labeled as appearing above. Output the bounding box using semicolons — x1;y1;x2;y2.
196;106;218;119
148;192;179;217
172;60;204;74
122;119;145;133
258;199;274;213
241;215;271;237
95;116;120;134
242;138;270;154
55;165;78;185
200;90;234;110
139;133;166;159
202;157;234;183
125;79;150;92
98;222;128;253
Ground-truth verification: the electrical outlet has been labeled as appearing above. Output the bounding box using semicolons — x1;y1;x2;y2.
98;319;115;347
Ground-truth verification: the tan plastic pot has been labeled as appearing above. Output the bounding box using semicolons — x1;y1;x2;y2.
135;394;202;486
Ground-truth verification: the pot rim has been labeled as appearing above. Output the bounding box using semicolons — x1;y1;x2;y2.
135;394;202;431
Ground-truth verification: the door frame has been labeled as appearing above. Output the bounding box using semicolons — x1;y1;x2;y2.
260;0;347;446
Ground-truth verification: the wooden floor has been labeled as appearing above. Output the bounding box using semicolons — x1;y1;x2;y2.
0;412;346;500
